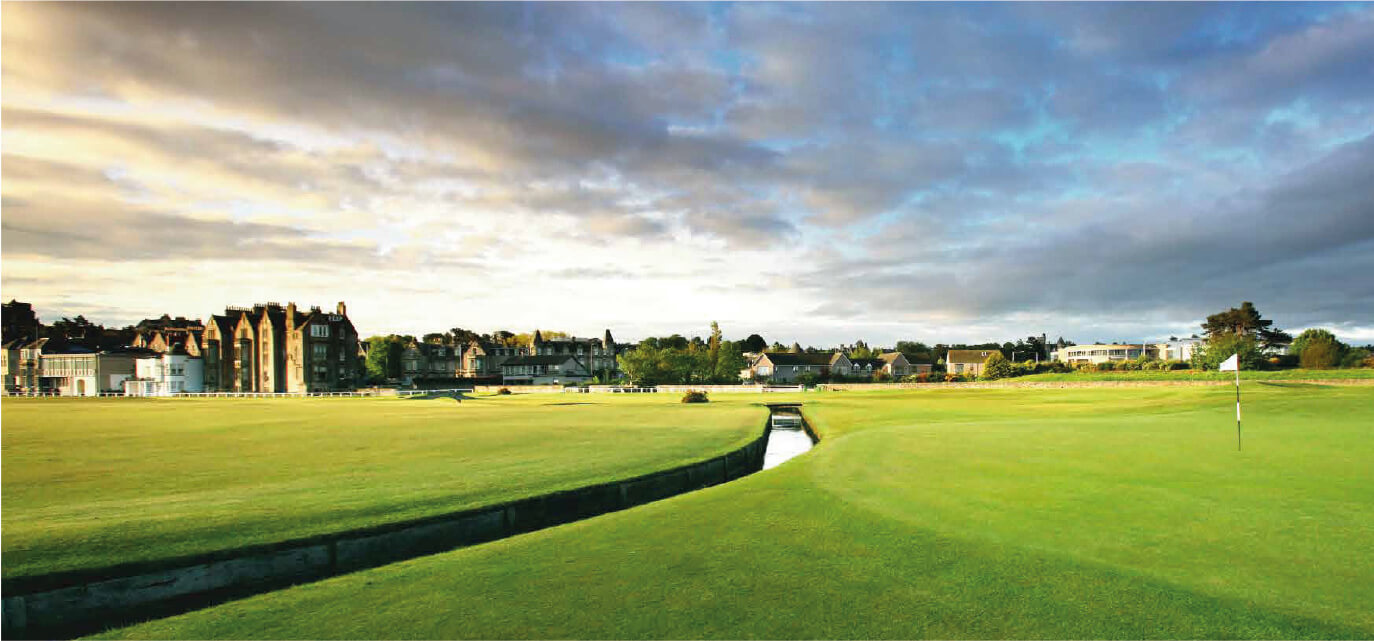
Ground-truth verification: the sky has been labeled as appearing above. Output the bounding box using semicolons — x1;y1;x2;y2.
3;2;1373;347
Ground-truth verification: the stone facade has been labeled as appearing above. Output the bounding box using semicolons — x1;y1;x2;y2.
401;341;460;381
201;302;359;393
458;339;527;378
528;330;622;379
500;354;590;384
946;349;999;376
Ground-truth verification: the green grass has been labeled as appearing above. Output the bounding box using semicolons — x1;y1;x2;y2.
1013;368;1374;382
100;385;1374;639
1;394;765;580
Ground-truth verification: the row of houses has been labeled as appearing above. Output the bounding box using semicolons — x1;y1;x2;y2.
3;301;361;396
742;351;928;383
0;339;202;397
3;300;629;393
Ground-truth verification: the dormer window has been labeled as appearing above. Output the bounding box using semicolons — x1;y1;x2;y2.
311;324;329;338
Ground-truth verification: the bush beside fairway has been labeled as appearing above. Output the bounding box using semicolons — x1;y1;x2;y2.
101;385;1374;639
1;394;764;581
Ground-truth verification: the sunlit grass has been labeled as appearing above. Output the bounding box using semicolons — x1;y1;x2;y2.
99;384;1374;639
1;393;765;579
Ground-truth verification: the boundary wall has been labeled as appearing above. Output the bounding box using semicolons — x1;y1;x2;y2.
1;421;772;639
818;378;1374;391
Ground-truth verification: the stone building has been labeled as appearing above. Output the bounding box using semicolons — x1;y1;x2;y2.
528;330;622;380
401;340;461;382
458;339;527;378
946;349;1001;376
131;315;205;357
201;301;360;393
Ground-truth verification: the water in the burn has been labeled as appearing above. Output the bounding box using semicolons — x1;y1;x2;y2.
763;411;814;470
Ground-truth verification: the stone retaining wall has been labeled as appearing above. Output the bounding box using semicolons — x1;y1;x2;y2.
1;423;772;639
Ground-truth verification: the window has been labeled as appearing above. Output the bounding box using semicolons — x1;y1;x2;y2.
312;344;328;359
311;324;329;338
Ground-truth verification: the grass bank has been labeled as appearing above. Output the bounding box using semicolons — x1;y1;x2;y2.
101;384;1374;639
1;394;764;580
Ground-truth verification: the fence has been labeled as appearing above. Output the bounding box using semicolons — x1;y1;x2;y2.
4;389;474;399
563;385;806;394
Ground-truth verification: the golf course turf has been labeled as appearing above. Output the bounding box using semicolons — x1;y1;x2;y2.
1;394;765;581
87;384;1374;639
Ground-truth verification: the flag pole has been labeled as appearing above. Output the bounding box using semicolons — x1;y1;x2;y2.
1235;364;1242;451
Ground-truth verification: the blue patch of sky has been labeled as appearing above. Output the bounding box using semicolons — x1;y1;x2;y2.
1265;99;1322;130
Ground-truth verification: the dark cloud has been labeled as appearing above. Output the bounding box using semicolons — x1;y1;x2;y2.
3;3;1371;339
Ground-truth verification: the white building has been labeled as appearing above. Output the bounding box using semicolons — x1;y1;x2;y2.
124;352;204;396
40;351;136;396
1051;344;1147;365
1157;337;1203;362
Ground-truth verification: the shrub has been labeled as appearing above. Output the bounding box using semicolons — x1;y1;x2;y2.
913;372;931;383
1341;347;1371;369
1097;361;1117;371
873;370;892;383
497;387;512;395
944;372;964;383
1300;339;1342;369
981;352;1012;380
681;390;709;403
1166;360;1189;370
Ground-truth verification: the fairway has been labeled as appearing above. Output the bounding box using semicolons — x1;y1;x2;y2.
1;394;765;580
100;384;1374;639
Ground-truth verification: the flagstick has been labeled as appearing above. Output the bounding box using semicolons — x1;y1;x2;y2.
1235;365;1242;451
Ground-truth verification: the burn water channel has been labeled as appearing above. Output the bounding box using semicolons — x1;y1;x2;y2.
763;406;815;469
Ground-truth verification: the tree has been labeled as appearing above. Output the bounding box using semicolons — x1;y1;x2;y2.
1191;333;1265;371
447;327;480;345
1202;302;1290;351
422;333;446;344
849;340;874;359
714;340;750;383
365;336;404;381
618;346;670;385
788;342;803;353
981;351;1012;380
742;334;767;354
1289;328;1342;357
1299;337;1344;369
895;341;933;363
707;321;722;374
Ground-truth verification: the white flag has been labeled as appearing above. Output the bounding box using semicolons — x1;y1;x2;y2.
1218;353;1239;372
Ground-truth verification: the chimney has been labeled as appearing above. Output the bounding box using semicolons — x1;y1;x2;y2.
287;302;296;328
336;301;347;316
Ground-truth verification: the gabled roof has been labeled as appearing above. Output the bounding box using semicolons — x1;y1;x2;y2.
760;351;838;366
877;352;908;364
947;349;999;364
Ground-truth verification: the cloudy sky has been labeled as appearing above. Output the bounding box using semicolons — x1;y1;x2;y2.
3;2;1372;346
